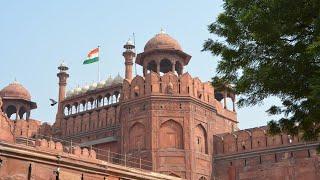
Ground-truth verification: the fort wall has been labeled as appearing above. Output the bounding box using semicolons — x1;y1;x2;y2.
0;139;178;180
212;127;320;180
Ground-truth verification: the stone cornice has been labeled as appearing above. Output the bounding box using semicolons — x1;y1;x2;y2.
121;94;237;122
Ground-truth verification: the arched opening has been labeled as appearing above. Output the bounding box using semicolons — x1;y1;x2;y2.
160;59;173;74
147;60;157;73
88;98;94;110
114;91;120;103
97;96;103;107
18;106;27;120
175;61;183;75
80;101;86;112
6;105;17;119
105;93;111;105
159;119;183;149
72;104;77;114
103;96;108;106
195;124;208;154
73;103;79;113
110;95;116;104
129;122;146;151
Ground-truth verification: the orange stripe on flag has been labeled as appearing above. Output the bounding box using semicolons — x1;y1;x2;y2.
88;48;99;57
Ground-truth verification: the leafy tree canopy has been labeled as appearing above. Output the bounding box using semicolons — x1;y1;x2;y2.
204;0;320;141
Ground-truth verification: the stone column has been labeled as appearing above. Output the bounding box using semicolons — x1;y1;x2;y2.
143;67;147;76
232;96;236;112
26;111;30;120
16;105;20;120
156;62;160;74
172;61;176;73
224;89;227;109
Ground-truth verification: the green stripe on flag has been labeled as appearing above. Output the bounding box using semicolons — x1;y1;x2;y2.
83;57;99;64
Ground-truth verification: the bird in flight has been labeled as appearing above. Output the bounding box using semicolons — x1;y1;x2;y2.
50;99;57;106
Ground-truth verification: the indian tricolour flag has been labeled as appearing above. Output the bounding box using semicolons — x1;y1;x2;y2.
83;47;99;64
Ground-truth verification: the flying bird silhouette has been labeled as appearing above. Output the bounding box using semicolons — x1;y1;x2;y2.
50;99;57;106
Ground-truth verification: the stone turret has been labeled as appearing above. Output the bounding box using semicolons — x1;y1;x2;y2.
136;29;191;76
123;39;136;81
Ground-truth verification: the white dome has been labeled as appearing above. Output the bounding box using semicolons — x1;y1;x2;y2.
98;80;106;88
105;76;113;87
66;90;72;97
82;85;90;93
69;89;76;96
113;74;123;84
125;39;134;46
89;83;98;90
74;87;82;95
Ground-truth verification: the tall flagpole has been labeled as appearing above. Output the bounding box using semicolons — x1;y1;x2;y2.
98;45;101;81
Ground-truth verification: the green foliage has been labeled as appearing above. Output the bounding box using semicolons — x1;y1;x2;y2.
204;0;320;141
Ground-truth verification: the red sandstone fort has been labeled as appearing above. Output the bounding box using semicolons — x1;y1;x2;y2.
0;31;319;180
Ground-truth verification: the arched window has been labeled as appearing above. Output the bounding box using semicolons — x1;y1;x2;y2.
160;59;173;74
159;120;183;149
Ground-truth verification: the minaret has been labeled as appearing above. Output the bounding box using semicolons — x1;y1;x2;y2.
57;62;69;110
122;39;136;80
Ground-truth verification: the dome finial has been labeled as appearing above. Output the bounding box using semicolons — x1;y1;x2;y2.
160;28;166;34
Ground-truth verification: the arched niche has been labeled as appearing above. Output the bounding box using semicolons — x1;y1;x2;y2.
160;59;173;74
194;124;208;154
159;119;183;149
129;122;146;151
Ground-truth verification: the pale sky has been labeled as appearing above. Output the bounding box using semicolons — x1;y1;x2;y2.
0;0;281;129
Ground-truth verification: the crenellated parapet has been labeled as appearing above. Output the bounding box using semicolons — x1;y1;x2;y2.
122;72;214;102
212;127;320;180
35;138;97;159
122;72;236;120
213;126;305;155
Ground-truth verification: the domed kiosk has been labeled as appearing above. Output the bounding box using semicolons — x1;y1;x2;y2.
0;81;37;120
136;29;191;76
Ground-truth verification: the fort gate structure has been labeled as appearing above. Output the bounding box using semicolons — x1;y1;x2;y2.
0;30;319;180
53;30;238;179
